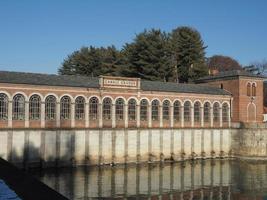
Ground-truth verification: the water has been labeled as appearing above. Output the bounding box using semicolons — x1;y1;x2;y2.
30;159;267;200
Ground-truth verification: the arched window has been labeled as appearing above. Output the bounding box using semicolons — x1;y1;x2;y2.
204;102;211;123
162;100;170;120
115;98;124;120
252;83;256;96
13;94;25;120
89;97;99;120
140;99;148;121
29;95;41;120
194;101;201;122
151;99;159;121
103;97;112;120
173;100;181;122
184;101;191;122
247;83;251;96
0;93;8;120
45;95;56;120
60;96;71;120
75;96;85;120
128;99;136;121
213;102;220;122
222;103;229;122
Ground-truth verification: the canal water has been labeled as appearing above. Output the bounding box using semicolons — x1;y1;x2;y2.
30;159;267;200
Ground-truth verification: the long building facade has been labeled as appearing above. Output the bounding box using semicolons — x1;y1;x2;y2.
0;71;233;129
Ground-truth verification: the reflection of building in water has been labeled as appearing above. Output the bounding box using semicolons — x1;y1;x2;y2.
35;159;267;200
36;160;232;199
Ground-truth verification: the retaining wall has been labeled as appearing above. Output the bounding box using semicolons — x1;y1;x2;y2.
0;129;232;167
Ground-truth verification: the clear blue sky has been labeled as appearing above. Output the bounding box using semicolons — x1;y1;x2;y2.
0;0;267;74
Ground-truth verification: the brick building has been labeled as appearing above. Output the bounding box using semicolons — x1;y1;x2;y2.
196;70;265;123
0;71;233;129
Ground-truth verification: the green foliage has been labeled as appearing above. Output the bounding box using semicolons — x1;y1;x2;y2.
58;45;124;77
59;26;208;82
171;26;208;82
122;29;173;81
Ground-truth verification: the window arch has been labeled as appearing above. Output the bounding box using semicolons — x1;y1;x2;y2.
60;96;71;120
204;102;211;123
0;93;8;120
128;99;136;121
151;99;159;121
213;102;220;122
194;101;201;122
222;103;229;122
13;94;25;120
89;97;99;120
173;100;181;122
115;98;124;120
247;83;251;96
162;100;170;120
103;97;112;120
45;95;56;120
184;101;191;122
252;83;256;96
75;96;85;120
29;95;41;120
140;99;148;121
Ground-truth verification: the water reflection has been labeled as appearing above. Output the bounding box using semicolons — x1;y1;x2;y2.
31;159;267;200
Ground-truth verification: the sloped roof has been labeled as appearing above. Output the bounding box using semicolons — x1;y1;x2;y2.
196;70;265;83
0;71;231;96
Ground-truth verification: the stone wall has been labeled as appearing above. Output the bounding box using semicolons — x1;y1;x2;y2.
231;128;267;159
0;129;232;167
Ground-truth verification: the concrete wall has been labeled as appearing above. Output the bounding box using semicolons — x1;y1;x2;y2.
0;128;232;167
232;128;267;158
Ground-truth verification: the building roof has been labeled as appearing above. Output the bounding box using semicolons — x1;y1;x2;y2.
196;70;266;83
0;71;231;96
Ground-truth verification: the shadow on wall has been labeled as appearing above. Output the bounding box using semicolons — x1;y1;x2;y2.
7;131;81;169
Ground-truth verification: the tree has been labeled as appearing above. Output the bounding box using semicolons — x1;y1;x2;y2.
58;46;124;77
122;29;173;81
171;26;208;83
207;55;242;73
243;60;267;75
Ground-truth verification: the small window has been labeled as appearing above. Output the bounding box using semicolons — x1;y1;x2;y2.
194;102;201;122
89;97;99;120
252;83;256;96
140;99;148;121
184;101;191;122
173;100;181;122
204;102;211;123
0;93;8;120
115;98;124;120
151;100;159;121
60;96;71;120
220;83;223;89
29;95;41;120
128;99;136;121
103;97;112;120
13;94;25;120
75;96;85;120
45;95;56;120
162;100;170;120
222;103;229;122
247;83;251;96
213;102;220;122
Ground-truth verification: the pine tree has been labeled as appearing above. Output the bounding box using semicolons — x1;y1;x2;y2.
123;29;173;81
171;27;208;82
